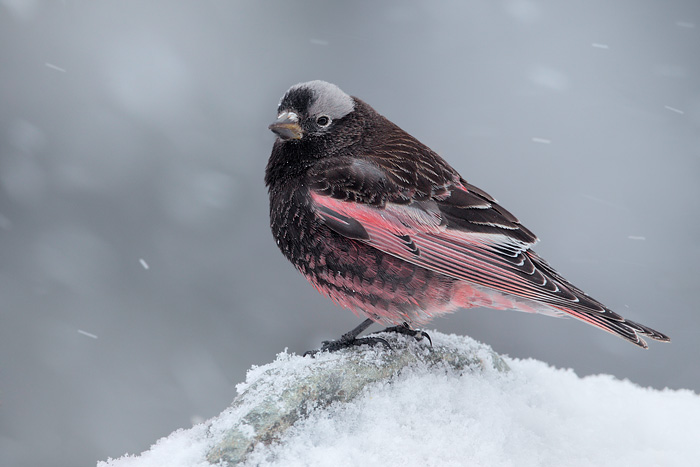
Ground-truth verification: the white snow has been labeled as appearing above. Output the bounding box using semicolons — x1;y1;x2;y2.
45;62;67;73
591;43;610;49
99;333;700;467
77;329;98;339
139;258;149;270
664;105;685;115
531;137;551;144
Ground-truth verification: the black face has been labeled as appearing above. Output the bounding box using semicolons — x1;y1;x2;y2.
267;82;362;194
278;87;314;117
274;88;343;141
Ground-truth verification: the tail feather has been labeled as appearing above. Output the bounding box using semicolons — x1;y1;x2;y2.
526;252;671;348
550;305;670;349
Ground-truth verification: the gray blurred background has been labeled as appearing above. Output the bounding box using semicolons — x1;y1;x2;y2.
1;1;698;466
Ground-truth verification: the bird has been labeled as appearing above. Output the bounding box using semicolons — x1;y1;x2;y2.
265;80;670;352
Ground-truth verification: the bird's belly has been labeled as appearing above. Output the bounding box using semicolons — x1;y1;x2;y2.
294;226;463;325
270;193;551;325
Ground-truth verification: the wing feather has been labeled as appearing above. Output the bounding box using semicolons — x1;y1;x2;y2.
309;186;668;348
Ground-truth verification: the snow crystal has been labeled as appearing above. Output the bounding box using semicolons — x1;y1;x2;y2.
664;105;685;114
45;62;67;73
139;258;149;270
531;137;551;144
77;329;98;339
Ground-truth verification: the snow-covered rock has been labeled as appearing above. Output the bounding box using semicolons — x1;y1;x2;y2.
98;332;700;467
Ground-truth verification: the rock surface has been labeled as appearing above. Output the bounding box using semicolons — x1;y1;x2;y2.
206;333;508;465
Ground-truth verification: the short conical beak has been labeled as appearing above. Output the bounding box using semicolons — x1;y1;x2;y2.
269;112;303;140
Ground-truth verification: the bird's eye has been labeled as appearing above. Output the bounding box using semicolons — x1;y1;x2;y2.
316;115;331;127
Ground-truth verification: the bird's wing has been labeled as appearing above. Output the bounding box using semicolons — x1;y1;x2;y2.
308;154;668;348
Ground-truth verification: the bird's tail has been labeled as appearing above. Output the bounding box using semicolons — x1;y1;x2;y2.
452;253;671;349
548;304;671;349
528;252;671;349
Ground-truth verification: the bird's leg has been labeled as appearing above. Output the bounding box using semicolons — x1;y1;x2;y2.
304;318;391;357
374;322;433;347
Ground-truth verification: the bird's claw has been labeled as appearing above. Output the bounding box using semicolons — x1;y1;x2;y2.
303;335;392;357
376;323;433;347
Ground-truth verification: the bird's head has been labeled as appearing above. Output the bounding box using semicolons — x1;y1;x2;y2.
269;80;355;142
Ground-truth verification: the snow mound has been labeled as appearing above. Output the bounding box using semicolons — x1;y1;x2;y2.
98;332;700;467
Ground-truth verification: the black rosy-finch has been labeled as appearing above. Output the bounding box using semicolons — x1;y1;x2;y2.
265;80;670;351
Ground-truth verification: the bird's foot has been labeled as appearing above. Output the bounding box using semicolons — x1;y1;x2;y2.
302;318;431;357
375;322;433;347
304;336;391;357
